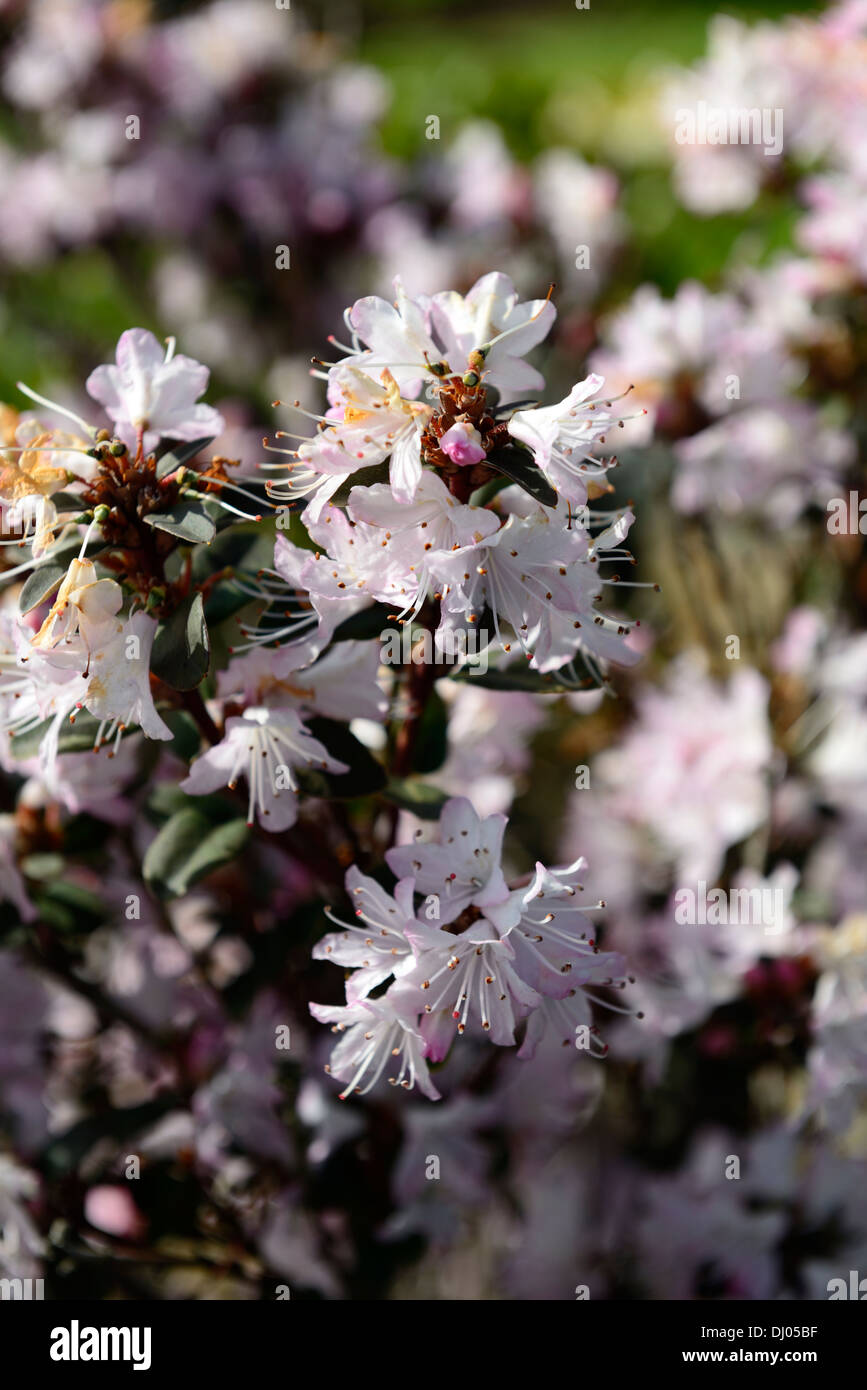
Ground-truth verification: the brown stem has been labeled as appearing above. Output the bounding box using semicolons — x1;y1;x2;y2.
181;687;222;745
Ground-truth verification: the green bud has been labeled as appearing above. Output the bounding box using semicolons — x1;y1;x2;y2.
462;371;481;388
109;440;126;457
93;504;111;524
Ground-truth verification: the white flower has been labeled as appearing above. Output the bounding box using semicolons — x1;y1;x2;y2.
83;611;173;747
313;867;419;1001
346;280;442;393
86;327;225;453
404;920;541;1048
219;639;388;724
387;795;516;929
310;987;440;1100
508;374;625;504
436;497;640;674
30;559;123;656
288;366;432;512
429;271;556;401
180;706;348;831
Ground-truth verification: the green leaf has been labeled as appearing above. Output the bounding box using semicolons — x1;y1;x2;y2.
33;880;105;933
143;807;249;897
42;1099;176;1177
161;708;203;764
151;592;210;691
155;437;216;481
9;712;137;760
204;581;252;627
19;562;65;613
329;461;392;507
143;500;216;544
332;601;394;642
297;717;387;798
382;778;449;819
412;687;449;774
449;662;577;693
47;490;90;513
486;445;557;508
191;521;271;583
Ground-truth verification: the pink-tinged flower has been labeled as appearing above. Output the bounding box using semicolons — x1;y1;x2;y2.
636;1130;786;1299
280;365;432;513
430;271;556;400
29;559;122;656
435;497;641;674
347;279;441;394
219;639;388;724
439;420;486;467
798;172;867;282
86;328;225;453
346;468;499;562
403;920;541;1048
83;611;173;747
387;795;515;928
507;374;629;504
313;867;420;1002
180;706;348;831
310;986;440;1100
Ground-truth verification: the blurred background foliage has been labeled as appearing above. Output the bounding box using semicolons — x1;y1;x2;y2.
0;0;818;400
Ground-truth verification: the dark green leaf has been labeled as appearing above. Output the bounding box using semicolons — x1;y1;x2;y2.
143;807;249;897
161;708;203;763
204;581;252;627
33;880;105;933
329;461;392;507
449;662;577;693
412;687;448;774
191;521;271;583
151;592;210;690
143;500;216;544
47;490;90;513
382;778;450;819
19;562;65;613
486;445;557;508
155;437;216;481
298;716;386;798
9;712;136;760
332;601;394;642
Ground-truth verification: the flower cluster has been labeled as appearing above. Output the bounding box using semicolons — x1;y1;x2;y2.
311;797;629;1100
1;276;644;1104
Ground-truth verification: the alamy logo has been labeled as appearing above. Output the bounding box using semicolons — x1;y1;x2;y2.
674;882;786;935
380;625;489;674
0;1277;44;1299
49;1320;152;1371
827;1271;867;1299
674;102;783;156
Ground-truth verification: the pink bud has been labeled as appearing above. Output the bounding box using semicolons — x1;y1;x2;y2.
440;421;486;467
84;1185;147;1240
